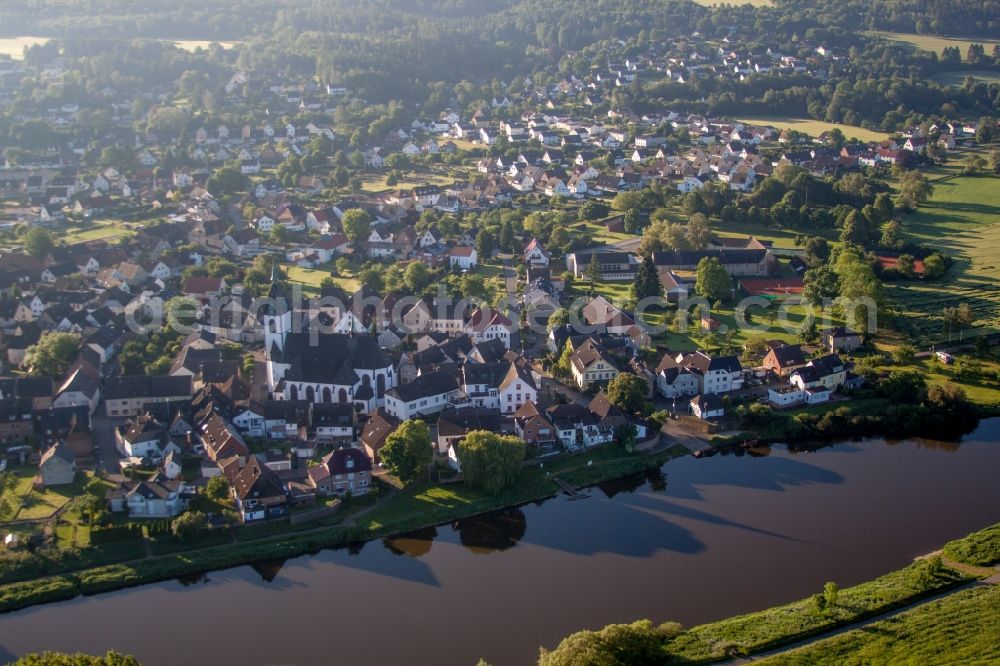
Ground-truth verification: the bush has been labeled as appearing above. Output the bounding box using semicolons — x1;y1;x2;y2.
171;511;209;543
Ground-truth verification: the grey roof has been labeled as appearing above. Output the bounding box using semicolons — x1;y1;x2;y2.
271;332;390;385
104;375;193;401
387;370;459;403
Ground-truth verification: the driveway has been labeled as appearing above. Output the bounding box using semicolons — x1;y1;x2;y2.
91;413;127;473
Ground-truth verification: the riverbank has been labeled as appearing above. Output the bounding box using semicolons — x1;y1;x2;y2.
539;520;1000;664
0;443;688;614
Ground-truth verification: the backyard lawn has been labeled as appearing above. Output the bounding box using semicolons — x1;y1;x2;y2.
284;263;360;293
62;220;136;245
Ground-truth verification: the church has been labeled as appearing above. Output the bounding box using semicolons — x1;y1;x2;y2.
263;306;396;412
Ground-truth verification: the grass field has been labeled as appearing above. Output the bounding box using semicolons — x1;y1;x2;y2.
0;37;236;59
874;31;1000;60
889;173;1000;344
758;585;1000;665
360;171;455;195
62;221;135;245
735;116;889;142
933;70;1000;86
0;37;50;58
284;264;360;293
659;559;970;662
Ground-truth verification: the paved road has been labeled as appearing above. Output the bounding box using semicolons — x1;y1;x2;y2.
502;258;521;351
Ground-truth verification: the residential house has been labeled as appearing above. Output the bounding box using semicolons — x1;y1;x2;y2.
38;441;77;486
307;446;372;496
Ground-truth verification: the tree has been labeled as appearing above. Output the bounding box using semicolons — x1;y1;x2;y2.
803;236;830;266
268;225;292;247
500;220;516;253
165;296;199;331
605;373;646;413
171;511;209;542
342;209;372;246
962;154;987;175
623;208;642;234
893;344;917;365
823;581;839;608
686;213;711;249
457;430;525;494
956;302;975;340
538;620;680;666
989;150;1000;174
11;651;141;666
880;220;904;249
695;257;730;301
475;230;495;259
206;476;230;501
23;332;78;376
404;261;432;292
799;319;818;344
206;166;247;195
839;209;873;246
923;253;947;278
834;249;885;334
897;170;934;210
547;307;570;332
587;253;602;282
895;253;916;277
553;340;574;378
879;370;926;404
631;255;662;302
23;227;54;258
380;420;433;484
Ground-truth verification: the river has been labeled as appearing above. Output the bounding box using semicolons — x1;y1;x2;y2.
2;420;1000;666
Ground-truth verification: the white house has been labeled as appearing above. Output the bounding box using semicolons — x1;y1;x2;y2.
448;246;478;270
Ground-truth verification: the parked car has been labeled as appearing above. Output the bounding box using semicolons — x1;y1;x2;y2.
935;351;955;364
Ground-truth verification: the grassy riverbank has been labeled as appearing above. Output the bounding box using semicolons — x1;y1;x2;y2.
0;444;686;614
757;584;1000;664
540;521;1000;663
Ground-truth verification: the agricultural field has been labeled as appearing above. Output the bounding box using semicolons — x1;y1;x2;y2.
889;172;1000;345
0;36;50;58
758;585;1000;665
933;70;1000;86
873;31;1000;60
735;116;889;142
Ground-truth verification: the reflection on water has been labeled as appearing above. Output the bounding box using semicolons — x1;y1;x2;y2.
384;527;438;558
6;423;1000;666
597;468;668;498
453;508;526;554
176;572;208;586
249;558;287;583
